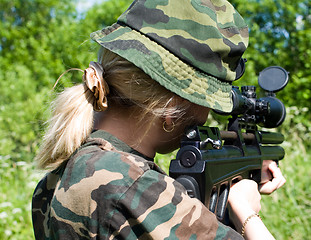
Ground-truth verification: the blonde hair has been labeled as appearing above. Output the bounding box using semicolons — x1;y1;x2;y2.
36;48;190;170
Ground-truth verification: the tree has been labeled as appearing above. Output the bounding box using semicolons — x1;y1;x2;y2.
0;0;131;161
231;0;311;111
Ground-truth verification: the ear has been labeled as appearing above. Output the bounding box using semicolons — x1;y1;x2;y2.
164;114;173;126
162;96;183;126
162;96;191;130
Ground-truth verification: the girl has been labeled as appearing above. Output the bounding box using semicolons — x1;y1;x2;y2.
32;0;285;239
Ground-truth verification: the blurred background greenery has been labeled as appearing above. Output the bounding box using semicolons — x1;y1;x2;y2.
0;0;310;239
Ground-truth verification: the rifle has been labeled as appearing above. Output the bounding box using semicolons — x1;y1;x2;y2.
169;66;289;222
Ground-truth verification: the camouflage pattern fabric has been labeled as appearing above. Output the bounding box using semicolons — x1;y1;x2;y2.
32;130;243;239
91;0;249;112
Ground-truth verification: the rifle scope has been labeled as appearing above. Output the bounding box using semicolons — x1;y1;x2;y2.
217;66;289;128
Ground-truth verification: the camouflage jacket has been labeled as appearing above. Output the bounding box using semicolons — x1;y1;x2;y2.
32;130;243;239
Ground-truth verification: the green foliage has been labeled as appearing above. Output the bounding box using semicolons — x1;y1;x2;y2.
1;0;80;162
259;109;311;239
232;0;311;110
0;65;49;161
0;0;131;162
0;0;310;239
83;0;132;29
0;156;44;239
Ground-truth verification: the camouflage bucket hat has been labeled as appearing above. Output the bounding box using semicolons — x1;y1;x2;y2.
91;0;249;112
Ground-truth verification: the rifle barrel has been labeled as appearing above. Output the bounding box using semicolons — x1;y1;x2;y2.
220;131;284;144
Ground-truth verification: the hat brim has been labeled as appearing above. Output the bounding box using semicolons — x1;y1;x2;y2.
91;24;233;112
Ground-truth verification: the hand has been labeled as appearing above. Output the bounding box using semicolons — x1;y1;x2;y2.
228;179;261;230
228;179;261;213
259;160;286;194
228;179;276;240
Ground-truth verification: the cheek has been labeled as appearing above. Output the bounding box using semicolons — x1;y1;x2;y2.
192;107;210;125
156;141;180;154
156;127;185;154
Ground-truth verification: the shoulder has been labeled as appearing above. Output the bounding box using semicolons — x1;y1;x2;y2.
48;137;163;237
53;137;161;205
67;137;159;182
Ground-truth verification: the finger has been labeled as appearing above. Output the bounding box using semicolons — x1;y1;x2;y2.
269;161;283;178
259;171;283;194
259;172;286;194
259;178;281;194
268;161;278;174
260;160;274;184
263;160;273;167
260;168;273;184
269;162;286;188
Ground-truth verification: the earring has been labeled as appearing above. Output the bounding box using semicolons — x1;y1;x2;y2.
163;121;175;133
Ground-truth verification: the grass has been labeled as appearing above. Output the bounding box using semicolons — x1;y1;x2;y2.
260;138;311;239
0;156;44;240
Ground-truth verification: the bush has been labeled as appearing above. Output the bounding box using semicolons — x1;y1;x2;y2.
0;156;44;239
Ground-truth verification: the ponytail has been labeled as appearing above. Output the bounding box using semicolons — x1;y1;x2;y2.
36;84;94;170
